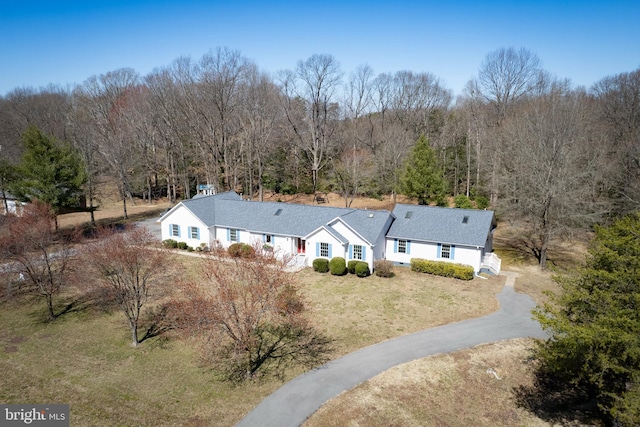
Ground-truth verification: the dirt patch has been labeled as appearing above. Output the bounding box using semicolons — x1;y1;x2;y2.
57;199;171;229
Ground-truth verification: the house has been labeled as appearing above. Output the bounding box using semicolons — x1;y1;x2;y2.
158;192;501;274
385;204;500;274
159;192;394;272
1;191;24;216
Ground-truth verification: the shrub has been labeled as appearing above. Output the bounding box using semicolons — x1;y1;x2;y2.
162;239;178;249
187;246;194;252
329;257;347;276
475;195;489;210
347;260;359;274
313;258;329;273
410;258;474;280
355;261;370;278
454;194;473;209
177;241;188;250
228;243;255;258
374;260;394;278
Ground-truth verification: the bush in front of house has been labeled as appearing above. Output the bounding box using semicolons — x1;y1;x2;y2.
228;243;256;258
329;257;347;276
355;261;370;278
410;258;474;280
347;260;359;274
313;258;330;273
162;239;178;249
374;260;394;278
177;241;188;250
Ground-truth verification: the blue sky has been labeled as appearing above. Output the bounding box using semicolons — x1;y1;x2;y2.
1;0;639;98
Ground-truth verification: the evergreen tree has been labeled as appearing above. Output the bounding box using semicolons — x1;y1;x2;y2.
532;214;640;424
11;126;86;228
401;135;448;205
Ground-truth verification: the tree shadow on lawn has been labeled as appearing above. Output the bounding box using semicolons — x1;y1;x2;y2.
513;372;605;426
138;303;176;345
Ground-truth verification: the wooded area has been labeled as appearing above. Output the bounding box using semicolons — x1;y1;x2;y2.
1;47;638;268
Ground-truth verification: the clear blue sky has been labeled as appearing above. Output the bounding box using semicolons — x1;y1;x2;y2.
1;0;639;98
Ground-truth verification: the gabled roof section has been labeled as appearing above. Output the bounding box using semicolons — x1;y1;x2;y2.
166;193;393;242
388;204;495;247
159;191;242;223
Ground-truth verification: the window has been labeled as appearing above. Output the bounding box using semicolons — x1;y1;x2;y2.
352;245;363;260
320;242;329;257
229;229;238;242
398;239;407;254
265;234;272;244
190;227;199;239
441;244;451;259
170;224;180;237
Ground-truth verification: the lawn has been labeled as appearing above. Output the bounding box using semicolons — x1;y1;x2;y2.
0;260;512;426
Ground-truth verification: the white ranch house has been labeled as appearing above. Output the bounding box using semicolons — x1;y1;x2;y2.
158;192;500;274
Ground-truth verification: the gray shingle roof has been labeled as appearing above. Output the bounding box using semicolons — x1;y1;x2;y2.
387;204;495;248
179;193;392;245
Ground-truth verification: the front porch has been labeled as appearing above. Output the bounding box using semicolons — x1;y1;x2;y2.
481;253;501;275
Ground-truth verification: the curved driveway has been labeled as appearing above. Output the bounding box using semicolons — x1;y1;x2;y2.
237;271;548;427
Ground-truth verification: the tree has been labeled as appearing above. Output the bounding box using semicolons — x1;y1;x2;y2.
83;227;175;346
0;200;77;319
175;245;332;381
401;135;448;205
10;126;86;229
530;214;640;424
498;81;605;268
279;54;343;193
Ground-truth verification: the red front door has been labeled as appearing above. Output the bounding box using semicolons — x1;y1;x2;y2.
297;238;306;254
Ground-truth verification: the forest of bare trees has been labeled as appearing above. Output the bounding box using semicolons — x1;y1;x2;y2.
1;47;638;267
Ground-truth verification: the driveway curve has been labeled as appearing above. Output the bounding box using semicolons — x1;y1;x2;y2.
237;271;548;427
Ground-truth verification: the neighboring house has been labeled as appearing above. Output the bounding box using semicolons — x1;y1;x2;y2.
385;204;500;274
1;191;24;216
159;192;501;274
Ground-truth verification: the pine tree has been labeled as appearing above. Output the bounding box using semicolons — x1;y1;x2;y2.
533;213;640;424
401;135;448;205
11;127;86;228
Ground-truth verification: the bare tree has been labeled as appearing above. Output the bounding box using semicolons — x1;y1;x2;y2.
591;67;640;214
174;245;332;381
279;54;343;193
498;81;606;268
0;200;77;319
83;227;175;346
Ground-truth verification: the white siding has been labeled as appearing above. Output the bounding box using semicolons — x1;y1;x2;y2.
305;228;346;267
385;239;483;273
160;205;210;247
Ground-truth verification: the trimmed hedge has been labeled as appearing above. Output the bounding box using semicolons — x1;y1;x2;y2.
228;243;256;258
329;257;347;276
313;258;330;273
410;258;474;280
355;261;370;278
162;239;178;249
347;260;359;274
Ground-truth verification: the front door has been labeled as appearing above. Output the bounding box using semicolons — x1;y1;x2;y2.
297;238;306;254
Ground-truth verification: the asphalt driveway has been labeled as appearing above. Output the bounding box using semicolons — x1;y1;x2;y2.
236;271;547;427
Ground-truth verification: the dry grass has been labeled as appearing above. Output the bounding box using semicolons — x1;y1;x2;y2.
304;339;550;427
299;268;503;356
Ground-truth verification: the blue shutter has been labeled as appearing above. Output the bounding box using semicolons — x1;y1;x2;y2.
237;230;240;242
328;244;332;258
406;241;411;255
227;228;230;241
195;227;200;240
451;245;455;260
349;245;353;259
437;243;442;258
316;242;320;257
271;235;275;243
177;225;181;238
362;246;366;260
394;239;398;253
188;227;192;238
262;234;266;242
